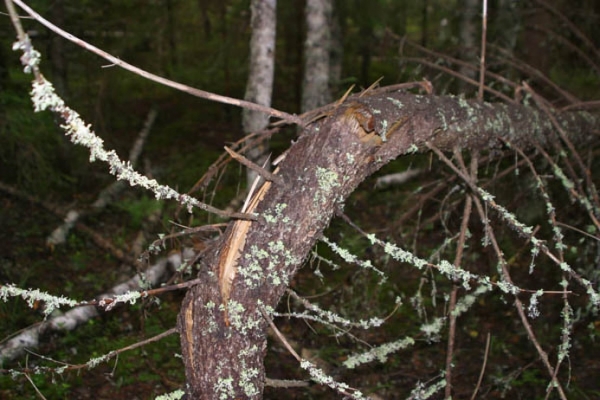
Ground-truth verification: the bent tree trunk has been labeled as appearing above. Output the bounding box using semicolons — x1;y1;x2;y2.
177;91;599;399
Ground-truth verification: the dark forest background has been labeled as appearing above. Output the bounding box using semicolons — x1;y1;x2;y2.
1;1;600;399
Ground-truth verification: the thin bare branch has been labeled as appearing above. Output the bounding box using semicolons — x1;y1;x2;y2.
9;0;302;126
492;46;579;105
470;332;491;400
265;378;310;388
523;82;600;214
259;307;302;362
445;149;476;399
23;373;48;400
224;146;285;186
402;56;515;103
477;0;488;100
534;0;600;62
471;196;568;400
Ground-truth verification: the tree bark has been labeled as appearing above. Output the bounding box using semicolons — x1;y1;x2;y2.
457;0;478;94
178;91;599;399
301;0;332;112
49;0;68;98
243;0;277;186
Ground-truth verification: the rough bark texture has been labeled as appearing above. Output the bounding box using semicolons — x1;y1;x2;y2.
178;91;599;399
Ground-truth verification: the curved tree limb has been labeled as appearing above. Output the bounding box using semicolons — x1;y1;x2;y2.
178;92;600;398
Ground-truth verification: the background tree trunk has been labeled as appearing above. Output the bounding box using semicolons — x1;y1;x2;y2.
328;3;343;95
457;0;478;94
49;0;68;98
301;0;333;112
177;90;599;399
242;0;277;186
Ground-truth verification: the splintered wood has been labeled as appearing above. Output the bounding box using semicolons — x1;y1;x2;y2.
218;169;276;325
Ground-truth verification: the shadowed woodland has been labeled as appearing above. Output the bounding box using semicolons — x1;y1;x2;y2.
1;0;600;399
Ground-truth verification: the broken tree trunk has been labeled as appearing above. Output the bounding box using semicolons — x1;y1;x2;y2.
177;91;599;399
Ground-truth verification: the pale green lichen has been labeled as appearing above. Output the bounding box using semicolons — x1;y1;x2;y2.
477;187;536;237
408;377;446;400
54;366;68;375
277;310;384;332
237;345;261;397
583;278;600;308
240;241;300;289
263;203;290;224
316;167;340;192
406;143;419;154
376;236;427;269
553;164;574;191
529;245;539;274
314;167;341;205
310;251;341;270
12;36;41;74
0;284;78;317
557;301;573;363
420;317;445;341
386;97;405;109
86;354;110;369
343;337;415;368
379;119;389;141
239;368;260;397
320;236;386;282
457;96;470;110
204;301;218;332
224;301;263;334
240;245;268;289
22;75;216;214
266;240;300;286
367;233;521;296
301;359;367;399
451;284;492;317
100;290;142;311
436;108;449;131
214;376;235;400
276;289;385;330
155;389;185;400
224;301;246;330
495;279;519;295
528;289;544;319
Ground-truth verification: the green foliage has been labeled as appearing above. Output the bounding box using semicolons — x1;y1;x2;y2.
115;195;162;229
0;301;184;399
0;89;75;196
550;67;600;101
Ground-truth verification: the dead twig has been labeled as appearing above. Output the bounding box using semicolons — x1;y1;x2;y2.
0;248;194;364
470;332;491;400
224;146;284;186
8;0;301;126
477;0;488;101
473;196;567;400
430;144;568;400
5;328;177;376
444;148;477;399
265;378;310;388
47;108;158;247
